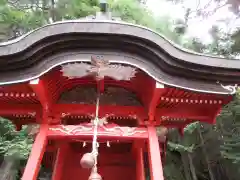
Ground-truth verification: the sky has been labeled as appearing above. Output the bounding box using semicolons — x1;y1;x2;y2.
146;0;240;43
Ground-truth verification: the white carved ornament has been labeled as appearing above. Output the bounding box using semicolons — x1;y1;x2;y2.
49;123;146;137
217;81;238;94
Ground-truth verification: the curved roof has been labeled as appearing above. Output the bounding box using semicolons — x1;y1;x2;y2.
0;19;239;94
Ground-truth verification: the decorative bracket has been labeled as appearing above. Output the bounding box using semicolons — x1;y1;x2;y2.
61;56;136;81
217;81;238;94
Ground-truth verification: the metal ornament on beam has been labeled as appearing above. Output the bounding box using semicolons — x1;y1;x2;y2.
61;56;136;81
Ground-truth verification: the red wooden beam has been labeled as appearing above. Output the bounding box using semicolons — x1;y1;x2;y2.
22;124;48;180
0;104;40;115
53;103;212;126
47;124;148;140
156;106;212;122
147;82;166;122
147;126;164;180
132;141;145;180
52;144;70;180
136;147;145;180
29;78;52;117
53;104;147;120
53;103;212;125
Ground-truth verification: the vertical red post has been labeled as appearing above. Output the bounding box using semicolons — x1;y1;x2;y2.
136;147;145;180
22;124;48;180
29;78;52;122
147;126;164;180
147;82;165;122
52;144;69;180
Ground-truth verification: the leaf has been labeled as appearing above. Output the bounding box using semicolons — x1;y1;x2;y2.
184;122;200;134
168;141;195;153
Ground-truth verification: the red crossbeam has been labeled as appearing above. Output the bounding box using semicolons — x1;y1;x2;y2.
0;104;40;115
53;104;147;120
52;104;212;125
156;107;212;121
47;124;148;140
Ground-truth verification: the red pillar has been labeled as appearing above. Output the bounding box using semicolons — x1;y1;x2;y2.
136;147;145;180
22;124;48;180
52;144;69;180
147;126;164;180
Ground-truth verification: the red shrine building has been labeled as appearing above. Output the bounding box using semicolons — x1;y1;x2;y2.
0;6;240;180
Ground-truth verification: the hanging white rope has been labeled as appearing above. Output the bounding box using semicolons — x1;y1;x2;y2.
91;80;101;168
79;80;103;180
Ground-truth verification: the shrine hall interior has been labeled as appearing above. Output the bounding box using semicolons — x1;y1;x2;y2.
0;63;232;179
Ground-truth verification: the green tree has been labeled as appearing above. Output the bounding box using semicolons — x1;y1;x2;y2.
0;117;32;179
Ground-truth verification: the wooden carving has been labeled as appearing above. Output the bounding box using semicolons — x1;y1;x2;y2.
61;56;136;81
48;123;147;137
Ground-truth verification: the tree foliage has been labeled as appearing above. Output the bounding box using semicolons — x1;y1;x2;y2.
165;0;240;57
0;118;32;160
